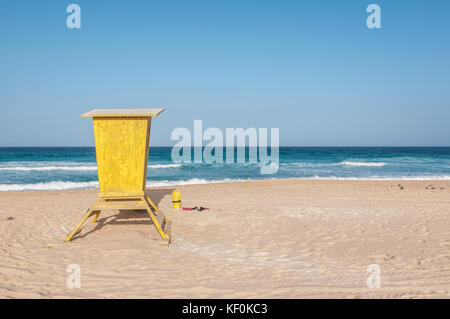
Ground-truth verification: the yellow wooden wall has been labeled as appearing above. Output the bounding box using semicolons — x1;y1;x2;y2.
93;117;151;197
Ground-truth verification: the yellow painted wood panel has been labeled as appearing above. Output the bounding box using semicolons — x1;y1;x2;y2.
93;117;151;196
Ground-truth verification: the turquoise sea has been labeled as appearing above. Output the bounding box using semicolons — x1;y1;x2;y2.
0;147;449;191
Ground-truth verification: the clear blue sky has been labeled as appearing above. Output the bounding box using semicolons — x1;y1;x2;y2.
1;0;449;146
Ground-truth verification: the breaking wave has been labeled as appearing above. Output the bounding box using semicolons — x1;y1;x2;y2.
340;161;387;167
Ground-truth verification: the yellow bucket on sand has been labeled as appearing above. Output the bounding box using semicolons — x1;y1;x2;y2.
172;190;181;209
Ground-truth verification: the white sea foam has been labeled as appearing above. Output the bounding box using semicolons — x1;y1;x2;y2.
340;161;387;167
0;181;99;191
1;175;449;192
146;178;253;187
149;164;182;169
0;178;252;191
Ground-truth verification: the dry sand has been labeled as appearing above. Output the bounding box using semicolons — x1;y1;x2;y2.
0;179;449;298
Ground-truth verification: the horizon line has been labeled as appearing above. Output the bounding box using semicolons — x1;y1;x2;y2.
0;145;449;148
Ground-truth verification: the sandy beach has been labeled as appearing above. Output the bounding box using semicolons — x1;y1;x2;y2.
1;179;449;298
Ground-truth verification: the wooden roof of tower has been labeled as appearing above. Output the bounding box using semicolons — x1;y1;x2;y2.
81;108;165;117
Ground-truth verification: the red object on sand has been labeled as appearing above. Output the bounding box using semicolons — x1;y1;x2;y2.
182;207;210;211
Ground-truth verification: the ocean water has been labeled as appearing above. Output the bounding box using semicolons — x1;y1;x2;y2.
0;147;449;191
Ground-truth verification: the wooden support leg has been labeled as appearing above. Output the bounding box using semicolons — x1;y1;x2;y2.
92;211;101;224
143;197;171;244
64;208;99;241
145;195;159;212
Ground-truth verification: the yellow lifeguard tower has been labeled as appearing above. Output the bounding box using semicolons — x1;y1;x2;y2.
64;108;171;244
